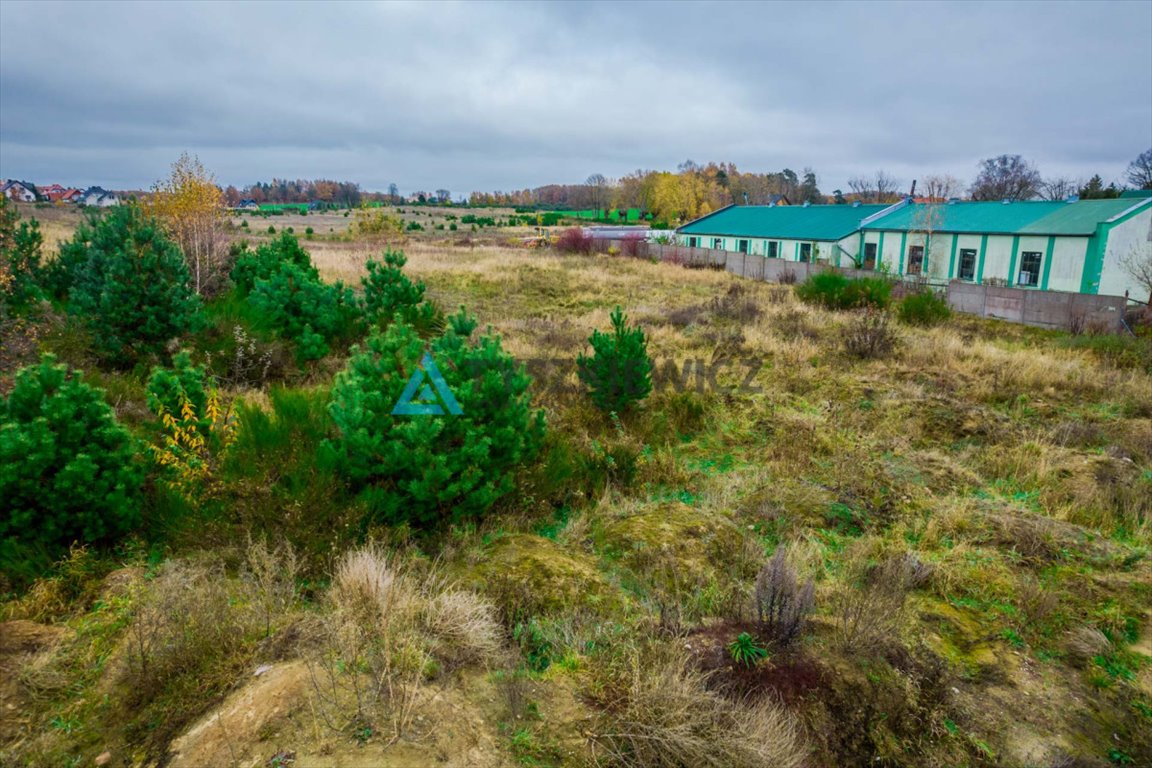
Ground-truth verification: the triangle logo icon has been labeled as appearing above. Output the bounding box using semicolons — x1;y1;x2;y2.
391;352;464;416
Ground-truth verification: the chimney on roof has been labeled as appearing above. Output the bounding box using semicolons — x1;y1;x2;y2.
1065;195;1079;203
852;201;861;208
909;179;917;198
1002;199;1012;204
803;201;810;207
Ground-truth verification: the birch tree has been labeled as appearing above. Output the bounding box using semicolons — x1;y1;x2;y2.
149;153;228;297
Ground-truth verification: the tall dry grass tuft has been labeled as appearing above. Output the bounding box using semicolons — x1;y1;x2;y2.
243;535;299;639
307;545;504;743
423;587;503;667
588;650;806;768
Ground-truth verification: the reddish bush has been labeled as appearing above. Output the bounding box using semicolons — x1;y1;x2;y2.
555;227;593;254
621;234;646;258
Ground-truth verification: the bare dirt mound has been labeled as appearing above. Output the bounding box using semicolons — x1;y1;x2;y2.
167;661;312;768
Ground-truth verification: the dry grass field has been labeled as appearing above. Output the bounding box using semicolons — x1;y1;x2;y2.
2;216;1151;767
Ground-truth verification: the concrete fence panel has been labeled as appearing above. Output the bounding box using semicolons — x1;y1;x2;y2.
615;245;1127;332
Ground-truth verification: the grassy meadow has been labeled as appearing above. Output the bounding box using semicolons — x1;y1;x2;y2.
2;210;1151;768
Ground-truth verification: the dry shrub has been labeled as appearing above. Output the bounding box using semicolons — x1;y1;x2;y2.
243;535;299;639
754;548;815;647
666;302;708;328
772;307;821;342
778;268;798;285
308;545;504;742
310;546;425;740
589;651;806;768
423;588;503;667
211;324;289;388
763;285;793;305
842;307;897;360
120;560;250;707
990;513;1064;564
834;554;915;655
708;282;761;324
1064;626;1112;668
1016;575;1060;628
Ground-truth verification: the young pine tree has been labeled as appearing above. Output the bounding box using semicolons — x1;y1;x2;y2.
361;249;441;332
577;306;653;413
324;308;545;527
1;355;143;576
0;197;45;312
61;205;202;366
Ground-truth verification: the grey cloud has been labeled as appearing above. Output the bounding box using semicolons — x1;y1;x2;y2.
1;0;1148;193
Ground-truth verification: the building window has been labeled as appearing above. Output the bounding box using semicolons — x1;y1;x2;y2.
863;242;877;270
1018;251;1042;286
767;241;779;259
907;245;924;275
738;239;749;254
799;243;812;262
688;236;699;248
712;237;723;250
958;248;977;281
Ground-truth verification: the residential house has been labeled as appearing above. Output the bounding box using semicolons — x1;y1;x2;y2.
1;180;38;202
42;185;83;203
80;186;119;207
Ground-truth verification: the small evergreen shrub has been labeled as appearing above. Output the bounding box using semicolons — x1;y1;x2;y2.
231;232;316;296
361;249;441;332
324;309;546;527
59;205;202;365
898;291;951;326
43;222;93;300
248;261;361;362
267;225;276;234
577;306;653;413
0;198;45;311
796;272;892;310
1;355;143;573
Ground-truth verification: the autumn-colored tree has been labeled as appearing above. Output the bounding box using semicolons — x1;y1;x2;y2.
149;152;229;297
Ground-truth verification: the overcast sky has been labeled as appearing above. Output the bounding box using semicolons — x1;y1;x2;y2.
1;0;1150;196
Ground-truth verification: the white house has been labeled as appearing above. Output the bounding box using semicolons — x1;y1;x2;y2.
1;180;38;202
81;186;119;207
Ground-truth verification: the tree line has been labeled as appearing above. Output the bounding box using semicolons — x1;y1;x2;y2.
212;148;1152;224
467;148;1152;226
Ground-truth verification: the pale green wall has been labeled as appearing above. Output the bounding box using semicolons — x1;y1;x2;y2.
684;225;1117;296
1098;207;1152;300
678;235;857;264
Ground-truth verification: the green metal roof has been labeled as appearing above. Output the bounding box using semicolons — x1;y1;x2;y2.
1120;189;1152;199
862;199;1151;236
1019;198;1150;235
677;204;891;241
861;201;1065;234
